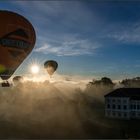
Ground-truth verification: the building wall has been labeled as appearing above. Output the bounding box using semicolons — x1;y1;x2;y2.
130;100;140;118
105;97;140;119
105;97;130;119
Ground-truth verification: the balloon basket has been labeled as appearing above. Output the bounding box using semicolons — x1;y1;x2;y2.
1;80;10;87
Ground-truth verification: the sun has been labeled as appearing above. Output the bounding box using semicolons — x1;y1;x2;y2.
31;65;39;74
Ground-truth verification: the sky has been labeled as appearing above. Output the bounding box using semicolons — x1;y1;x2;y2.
0;0;140;80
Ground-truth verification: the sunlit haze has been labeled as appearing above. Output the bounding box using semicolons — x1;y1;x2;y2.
31;65;39;74
0;1;140;139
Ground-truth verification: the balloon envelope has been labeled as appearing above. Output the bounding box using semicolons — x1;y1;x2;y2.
13;76;23;83
0;10;36;80
44;60;58;76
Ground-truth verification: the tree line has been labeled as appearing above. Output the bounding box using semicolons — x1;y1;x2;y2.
87;77;140;88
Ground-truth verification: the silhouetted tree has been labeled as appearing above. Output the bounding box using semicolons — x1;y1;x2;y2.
100;77;114;85
89;77;114;86
121;77;140;87
86;77;115;91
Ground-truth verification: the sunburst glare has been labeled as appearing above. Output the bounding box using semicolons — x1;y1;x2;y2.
31;65;39;74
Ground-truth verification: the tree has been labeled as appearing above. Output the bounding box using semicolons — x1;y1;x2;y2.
100;77;114;85
121;77;140;87
86;77;114;89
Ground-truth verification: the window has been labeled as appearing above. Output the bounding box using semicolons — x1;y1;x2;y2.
124;113;127;117
137;105;140;109
123;99;127;103
130;104;133;109
118;112;121;117
112;104;116;109
112;99;115;102
107;104;110;109
112;112;116;116
107;99;110;103
107;111;110;116
138;113;140;116
118;105;121;109
132;112;136;117
123;105;127;110
117;99;121;103
134;105;136;109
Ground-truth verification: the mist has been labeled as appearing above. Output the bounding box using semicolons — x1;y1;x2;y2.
0;78;138;138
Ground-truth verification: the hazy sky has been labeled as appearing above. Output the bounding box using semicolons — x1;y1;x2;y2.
0;1;140;80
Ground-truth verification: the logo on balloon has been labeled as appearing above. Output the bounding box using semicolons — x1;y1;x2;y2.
0;28;31;51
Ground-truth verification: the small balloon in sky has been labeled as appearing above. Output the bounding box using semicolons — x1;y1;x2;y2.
44;60;58;77
13;76;23;85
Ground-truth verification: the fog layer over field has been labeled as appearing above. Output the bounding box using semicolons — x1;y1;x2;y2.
0;77;137;139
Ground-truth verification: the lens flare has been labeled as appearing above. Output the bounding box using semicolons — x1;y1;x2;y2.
31;65;39;74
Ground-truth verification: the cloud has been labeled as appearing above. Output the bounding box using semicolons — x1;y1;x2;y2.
134;64;140;68
8;1;102;56
34;38;100;56
10;1;98;29
105;22;140;44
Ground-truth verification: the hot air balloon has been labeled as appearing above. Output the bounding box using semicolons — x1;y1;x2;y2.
12;75;24;86
44;60;58;76
13;76;23;83
0;10;36;81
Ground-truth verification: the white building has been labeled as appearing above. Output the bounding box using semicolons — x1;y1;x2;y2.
104;88;140;120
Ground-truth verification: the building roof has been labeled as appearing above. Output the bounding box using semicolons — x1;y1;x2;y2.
104;88;140;100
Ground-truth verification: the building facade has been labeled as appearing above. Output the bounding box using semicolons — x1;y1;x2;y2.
104;88;140;119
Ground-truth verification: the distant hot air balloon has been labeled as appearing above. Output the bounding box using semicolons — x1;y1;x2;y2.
44;60;58;76
0;10;36;80
13;76;23;83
